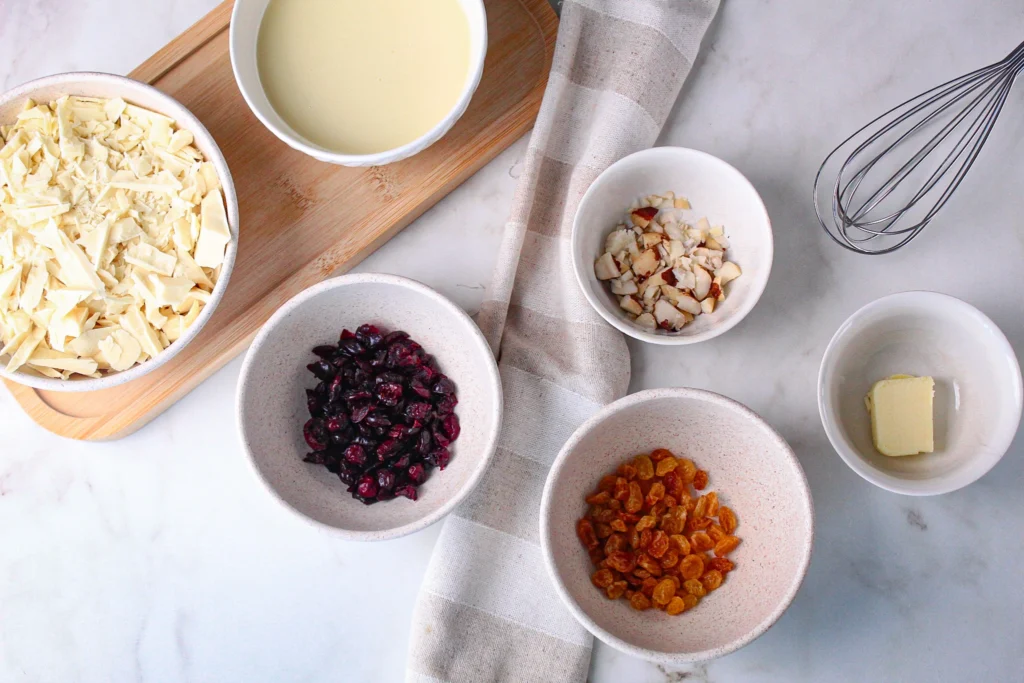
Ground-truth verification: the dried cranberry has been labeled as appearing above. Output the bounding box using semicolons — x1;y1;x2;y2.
405;402;431;421
376;382;403;407
394;485;418;501
377;469;396;492
409;378;431;398
365;413;392;428
307;360;335;380
343;444;367;466
383;330;409;345
436;394;458;416
408;463;427;484
442;414;461;440
312;345;337;359
376;439;400;460
303;419;328;451
426;448;450;470
356;324;383;348
433;376;456;395
356;475;378;499
340;329;356;340
416;430;433;455
390;453;411;469
350;402;371;424
433;428;451;448
303;451;327;465
326;415;347;432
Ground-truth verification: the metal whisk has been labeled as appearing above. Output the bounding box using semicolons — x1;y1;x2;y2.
814;39;1024;255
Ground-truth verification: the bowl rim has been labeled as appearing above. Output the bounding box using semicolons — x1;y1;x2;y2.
0;71;240;393
817;290;1023;496
570;146;774;346
228;0;489;167
539;387;814;663
235;272;503;541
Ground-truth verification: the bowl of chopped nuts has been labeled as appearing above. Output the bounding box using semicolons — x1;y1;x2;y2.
0;72;238;391
540;388;813;663
571;147;772;344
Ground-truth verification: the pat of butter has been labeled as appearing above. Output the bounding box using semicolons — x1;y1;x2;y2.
865;375;935;457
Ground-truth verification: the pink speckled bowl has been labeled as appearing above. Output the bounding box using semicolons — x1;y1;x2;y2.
237;274;502;541
540;388;813;663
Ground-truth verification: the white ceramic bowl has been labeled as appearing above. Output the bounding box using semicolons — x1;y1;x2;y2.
571;147;773;345
540;388;813;663
237;273;502;541
229;0;488;167
0;72;239;392
818;291;1022;496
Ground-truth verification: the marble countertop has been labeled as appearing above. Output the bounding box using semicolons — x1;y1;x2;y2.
2;1;1023;681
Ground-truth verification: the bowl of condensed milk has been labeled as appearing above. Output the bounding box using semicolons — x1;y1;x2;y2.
230;0;487;166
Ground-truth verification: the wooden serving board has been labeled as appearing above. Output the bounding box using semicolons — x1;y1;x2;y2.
5;0;557;440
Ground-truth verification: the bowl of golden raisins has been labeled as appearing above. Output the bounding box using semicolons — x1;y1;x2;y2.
540;388;813;663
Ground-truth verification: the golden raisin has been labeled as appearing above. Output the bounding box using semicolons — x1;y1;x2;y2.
585;490;611;505
662;470;685;499
645;482;665;508
636;553;664;577
709;557;735;574
660;506;687;535
679;458;697;483
591;568;615;589
650;448;674;461
626;528;640;549
701;569;724;591
682;593;699;610
705;491;719;517
576;519;598;549
625;481;644;513
640;577;658;597
607;499;622;511
690;531;714;553
634;455;655;481
617;462;637;480
648;530;670;559
606;580;628;600
605;550;636;573
693;495;709;519
613;477;630;501
610;519;627;533
635;515;657;532
597;474;618;493
714;535;741;556
693;470;708;490
655;457;678;477
652;578;676;606
669;534;691;556
683;579;707;597
708;524;726;543
665;596;687;615
588;548;604;566
662;495;677;509
595;523;612;539
680;554;705;580
630;592;651;611
604;533;626;556
592;507;616;523
633;568;651;580
649;501;667;519
718;506;738;534
660;549;680;569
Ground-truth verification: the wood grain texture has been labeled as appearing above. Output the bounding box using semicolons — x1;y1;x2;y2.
4;0;557;440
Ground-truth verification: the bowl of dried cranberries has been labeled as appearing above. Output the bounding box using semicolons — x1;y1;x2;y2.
237;273;502;541
540;388;813;663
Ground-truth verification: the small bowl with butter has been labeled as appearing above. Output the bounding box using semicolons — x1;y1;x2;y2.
818;292;1022;495
230;0;487;167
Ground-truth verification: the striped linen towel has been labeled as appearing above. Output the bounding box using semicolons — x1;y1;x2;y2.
407;1;720;680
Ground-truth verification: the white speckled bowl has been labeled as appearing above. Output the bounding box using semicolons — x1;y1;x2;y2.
229;0;487;166
819;291;1023;496
571;147;773;345
237;274;502;541
540;388;813;663
0;72;239;392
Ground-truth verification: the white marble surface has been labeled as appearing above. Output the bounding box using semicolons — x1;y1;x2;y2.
2;1;1023;681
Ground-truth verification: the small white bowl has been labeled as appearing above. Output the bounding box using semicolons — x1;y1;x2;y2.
0;72;239;392
229;0;488;167
818;291;1022;496
540;388;813;663
237;273;502;541
571;147;773;345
